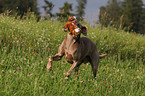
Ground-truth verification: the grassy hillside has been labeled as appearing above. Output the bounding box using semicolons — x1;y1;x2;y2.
0;15;145;96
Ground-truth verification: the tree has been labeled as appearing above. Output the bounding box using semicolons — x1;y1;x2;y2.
106;0;122;28
99;6;110;27
139;8;145;34
99;0;144;34
0;0;5;13
122;0;143;32
0;0;39;16
99;0;122;27
56;2;75;20
42;0;54;18
76;0;87;21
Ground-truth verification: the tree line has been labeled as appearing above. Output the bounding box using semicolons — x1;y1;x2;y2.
0;0;87;21
1;0;145;34
42;0;87;21
99;0;145;34
0;0;39;17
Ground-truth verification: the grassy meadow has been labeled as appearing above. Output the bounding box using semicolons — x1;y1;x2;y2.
0;14;145;96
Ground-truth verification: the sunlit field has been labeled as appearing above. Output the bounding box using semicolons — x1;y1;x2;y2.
0;14;145;96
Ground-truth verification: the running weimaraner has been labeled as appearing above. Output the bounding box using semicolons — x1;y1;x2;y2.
47;23;107;77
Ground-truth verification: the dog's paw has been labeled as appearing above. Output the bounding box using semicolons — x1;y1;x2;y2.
46;65;52;71
64;72;70;76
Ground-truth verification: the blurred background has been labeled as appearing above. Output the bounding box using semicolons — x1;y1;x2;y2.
0;0;145;34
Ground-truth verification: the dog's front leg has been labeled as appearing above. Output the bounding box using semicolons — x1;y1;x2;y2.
47;56;53;71
64;61;79;76
47;53;63;71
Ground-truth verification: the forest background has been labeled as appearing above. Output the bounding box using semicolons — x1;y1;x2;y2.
1;0;145;34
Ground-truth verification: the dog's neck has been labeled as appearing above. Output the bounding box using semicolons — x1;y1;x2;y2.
66;33;80;47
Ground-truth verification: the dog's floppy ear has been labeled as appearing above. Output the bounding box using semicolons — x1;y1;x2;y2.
63;24;68;32
81;26;88;36
63;26;68;32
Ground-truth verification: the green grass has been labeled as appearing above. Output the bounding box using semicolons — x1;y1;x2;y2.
0;14;145;96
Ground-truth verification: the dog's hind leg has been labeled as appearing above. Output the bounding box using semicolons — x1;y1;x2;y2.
90;52;99;78
64;61;79;76
74;63;81;74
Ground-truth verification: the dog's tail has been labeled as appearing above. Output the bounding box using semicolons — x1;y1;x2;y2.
99;53;107;59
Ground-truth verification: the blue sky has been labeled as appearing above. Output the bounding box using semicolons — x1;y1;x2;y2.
37;0;145;25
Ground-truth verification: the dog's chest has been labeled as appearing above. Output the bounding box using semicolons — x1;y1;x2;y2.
65;52;73;64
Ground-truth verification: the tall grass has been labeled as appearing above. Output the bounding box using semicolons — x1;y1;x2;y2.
0;14;145;96
1;14;145;61
88;25;145;61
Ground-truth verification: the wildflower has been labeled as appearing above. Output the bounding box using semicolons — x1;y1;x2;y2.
28;74;33;77
95;89;97;91
116;69;119;72
2;70;4;73
65;77;69;79
24;58;26;60
1;60;4;63
39;87;44;90
134;83;136;84
51;76;54;78
18;67;20;70
110;86;113;89
5;84;7;86
76;75;78;77
87;91;89;93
